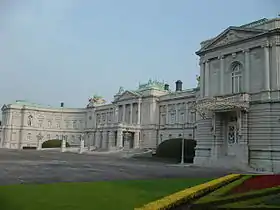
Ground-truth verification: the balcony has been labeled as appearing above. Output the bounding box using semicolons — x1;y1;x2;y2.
196;93;250;113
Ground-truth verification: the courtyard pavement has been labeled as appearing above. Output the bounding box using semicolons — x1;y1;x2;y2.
0;149;243;185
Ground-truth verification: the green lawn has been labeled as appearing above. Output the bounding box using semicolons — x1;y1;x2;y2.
0;178;212;210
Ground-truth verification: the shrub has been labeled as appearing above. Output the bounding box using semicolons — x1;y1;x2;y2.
156;138;196;163
42;139;70;148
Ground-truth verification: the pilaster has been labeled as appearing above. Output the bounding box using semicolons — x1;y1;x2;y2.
218;55;224;95
130;103;133;124
122;105;126;122
272;37;280;89
243;49;250;93
199;59;205;97
137;100;141;124
115;106;119;123
204;60;210;97
262;43;271;92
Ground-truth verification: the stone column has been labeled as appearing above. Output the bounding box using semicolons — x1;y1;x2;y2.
36;133;44;151
117;129;123;148
102;131;108;149
204;60;210;97
95;131;101;148
199;59;205;97
92;132;96;148
243;49;250;93
108;131;115;150
115;106;119;123
122;105;126;123
137;100;141;124
130;103;133;124
79;136;85;154
274;39;280;89
219;55;224;95
134;131;140;148
263;44;271;91
61;136;66;153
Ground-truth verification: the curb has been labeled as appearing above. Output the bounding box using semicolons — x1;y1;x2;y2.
134;174;242;210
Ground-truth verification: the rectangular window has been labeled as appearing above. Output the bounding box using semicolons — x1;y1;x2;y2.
232;74;242;93
161;114;166;125
73;121;77;129
48;120;52;128
170;112;176;124
38;120;43;128
180;112;185;124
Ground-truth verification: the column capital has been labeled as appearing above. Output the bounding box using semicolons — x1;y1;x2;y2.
272;36;280;46
231;53;237;59
218;55;225;59
242;48;250;53
261;41;271;48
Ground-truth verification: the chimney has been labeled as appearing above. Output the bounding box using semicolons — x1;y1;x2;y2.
164;84;169;91
175;80;182;91
60;102;64;108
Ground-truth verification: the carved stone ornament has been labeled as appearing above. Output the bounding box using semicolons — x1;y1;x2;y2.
214;31;244;47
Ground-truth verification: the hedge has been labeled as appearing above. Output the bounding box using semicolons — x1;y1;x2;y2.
42;139;70;148
135;174;242;210
156;138;196;163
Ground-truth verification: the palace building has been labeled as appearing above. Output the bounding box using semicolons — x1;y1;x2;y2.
1;17;280;173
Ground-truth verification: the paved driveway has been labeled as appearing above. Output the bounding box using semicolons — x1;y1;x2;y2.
0;149;241;185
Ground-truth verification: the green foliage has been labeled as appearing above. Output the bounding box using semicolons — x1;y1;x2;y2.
156;138;196;163
42;139;70;148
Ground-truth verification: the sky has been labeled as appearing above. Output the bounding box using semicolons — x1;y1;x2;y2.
0;0;279;108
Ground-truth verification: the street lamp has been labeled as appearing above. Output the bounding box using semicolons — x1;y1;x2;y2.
36;132;43;150
180;123;185;164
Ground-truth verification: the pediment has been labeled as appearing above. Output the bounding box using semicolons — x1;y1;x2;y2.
115;91;140;101
198;27;266;53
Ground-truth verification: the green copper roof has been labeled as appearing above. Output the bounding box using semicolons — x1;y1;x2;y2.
13;100;52;108
137;79;166;91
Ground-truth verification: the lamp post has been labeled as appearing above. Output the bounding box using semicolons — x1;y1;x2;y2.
86;132;90;150
36;132;43;150
180;123;185;164
79;134;84;154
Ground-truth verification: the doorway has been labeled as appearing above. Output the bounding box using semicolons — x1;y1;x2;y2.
227;122;239;156
123;131;134;149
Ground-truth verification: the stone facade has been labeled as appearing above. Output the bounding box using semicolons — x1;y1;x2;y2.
0;80;197;152
1;17;280;173
195;18;280;173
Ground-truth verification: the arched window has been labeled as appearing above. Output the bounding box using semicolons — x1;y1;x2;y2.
231;62;242;93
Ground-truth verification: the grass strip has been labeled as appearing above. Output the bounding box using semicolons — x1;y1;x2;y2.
0;178;211;210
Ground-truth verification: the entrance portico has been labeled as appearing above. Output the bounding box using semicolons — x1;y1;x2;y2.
194;93;250;169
